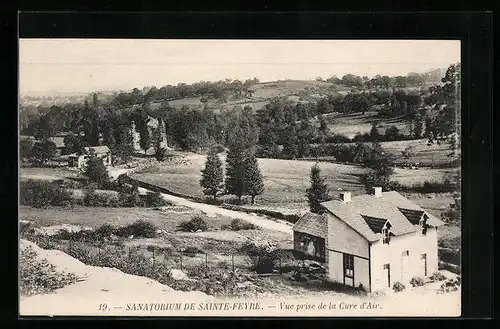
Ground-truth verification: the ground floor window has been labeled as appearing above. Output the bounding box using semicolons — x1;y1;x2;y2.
343;253;354;278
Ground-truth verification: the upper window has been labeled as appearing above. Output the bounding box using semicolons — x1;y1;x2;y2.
382;227;390;244
420;216;428;235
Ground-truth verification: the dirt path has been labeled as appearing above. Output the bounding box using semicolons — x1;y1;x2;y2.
136;187;293;235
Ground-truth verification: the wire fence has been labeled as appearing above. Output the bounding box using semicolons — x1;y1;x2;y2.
29;235;321;279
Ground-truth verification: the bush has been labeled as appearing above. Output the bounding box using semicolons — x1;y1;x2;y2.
438;248;461;266
226;218;257;231
429;272;447;282
391;180;455;193
20;180;73;208
410;276;425;287
144;191;168;207
438;276;461;294
392;281;406;292
83;191;119;207
184;246;204;256
241;242;281;273
177;215;208;232
115;220;157;238
20;245;78;296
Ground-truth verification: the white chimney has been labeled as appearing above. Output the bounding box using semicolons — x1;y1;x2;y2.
340;192;351;203
373;187;382;198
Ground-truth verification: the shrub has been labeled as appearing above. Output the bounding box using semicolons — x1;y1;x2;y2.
438;248;461;266
144;191;168;207
184;246;204;256
20;245;78;296
438;276;461;294
392;281;406;292
177;215;209;232
115;220;157;238
429;272;447;282
241;242;281;273
227;218;257;231
83;191;119;207
92;224;116;240
410;276;425;287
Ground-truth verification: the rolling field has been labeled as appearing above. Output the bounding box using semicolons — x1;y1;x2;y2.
131;152;455;210
341;138;457;165
323;112;411;138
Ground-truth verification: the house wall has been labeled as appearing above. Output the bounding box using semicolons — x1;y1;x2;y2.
293;232;325;261
370;227;439;292
326;213;369;258
325;213;370;290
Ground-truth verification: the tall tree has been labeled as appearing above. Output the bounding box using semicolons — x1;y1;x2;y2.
138;124;151;155
34;115;55;140
244;152;265;204
282;123;298;159
306;164;331;214
30;139;57;165
200;149;224;200
83;153;110;188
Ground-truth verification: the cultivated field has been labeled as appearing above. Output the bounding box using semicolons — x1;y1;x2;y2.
19;167;81;182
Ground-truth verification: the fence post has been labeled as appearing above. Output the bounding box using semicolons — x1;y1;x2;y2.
232;254;235;275
205;253;208;277
152;247;155;269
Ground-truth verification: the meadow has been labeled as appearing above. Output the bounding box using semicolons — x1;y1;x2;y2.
131;152;455;210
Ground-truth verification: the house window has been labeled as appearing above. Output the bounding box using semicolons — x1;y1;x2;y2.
402;250;409;257
343;254;354;278
382;228;390;244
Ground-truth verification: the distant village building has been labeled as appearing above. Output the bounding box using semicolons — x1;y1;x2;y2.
293;187;444;293
68;146;112;170
131;116;169;152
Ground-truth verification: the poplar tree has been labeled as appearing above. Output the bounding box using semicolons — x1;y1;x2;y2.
306;164;331;214
244;152;264;204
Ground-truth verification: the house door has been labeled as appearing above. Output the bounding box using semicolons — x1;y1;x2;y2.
421;253;427;276
383;264;391;288
401;250;410;282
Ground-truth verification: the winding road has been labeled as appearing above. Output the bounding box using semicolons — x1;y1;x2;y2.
136;187;293;234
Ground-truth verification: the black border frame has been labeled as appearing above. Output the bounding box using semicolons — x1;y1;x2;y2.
3;11;494;322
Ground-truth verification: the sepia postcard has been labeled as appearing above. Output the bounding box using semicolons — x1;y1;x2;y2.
18;39;462;317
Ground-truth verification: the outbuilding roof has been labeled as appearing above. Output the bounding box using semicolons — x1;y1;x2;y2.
292;212;328;239
84;146;110;154
320;191;444;242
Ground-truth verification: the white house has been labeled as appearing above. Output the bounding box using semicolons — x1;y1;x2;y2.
295;187;444;293
68;146;112;170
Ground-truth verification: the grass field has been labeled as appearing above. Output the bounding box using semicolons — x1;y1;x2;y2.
132;152;455;210
19;167;81;182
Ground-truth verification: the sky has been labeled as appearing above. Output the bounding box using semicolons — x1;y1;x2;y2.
19;39;460;95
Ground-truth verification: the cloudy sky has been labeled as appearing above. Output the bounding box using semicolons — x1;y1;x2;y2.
19;39;460;94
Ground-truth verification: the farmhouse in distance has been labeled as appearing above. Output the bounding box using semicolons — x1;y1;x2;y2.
293;187;444;293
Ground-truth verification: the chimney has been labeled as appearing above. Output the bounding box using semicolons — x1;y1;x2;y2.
373;187;382;198
340;192;351;203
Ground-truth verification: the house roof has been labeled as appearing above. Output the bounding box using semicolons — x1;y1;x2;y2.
361;215;390;234
321;191;445;242
84;146;110;154
292;212;328;239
